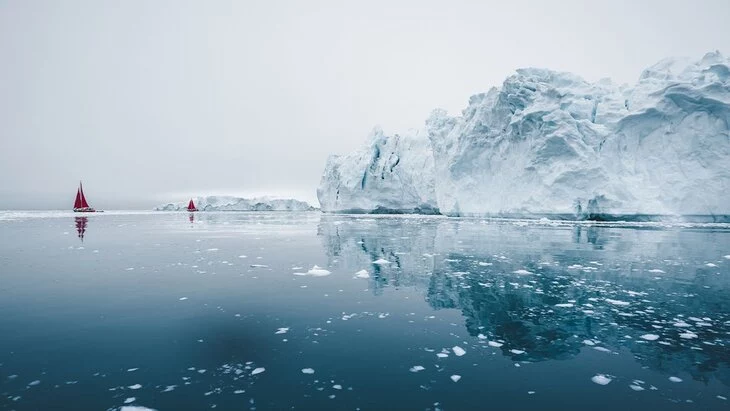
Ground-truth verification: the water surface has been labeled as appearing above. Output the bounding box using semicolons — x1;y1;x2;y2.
1;211;729;410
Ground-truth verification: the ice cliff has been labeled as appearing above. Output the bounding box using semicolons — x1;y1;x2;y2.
155;196;315;211
318;51;730;218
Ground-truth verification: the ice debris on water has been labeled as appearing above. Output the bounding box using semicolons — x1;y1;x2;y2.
353;269;370;279
275;328;289;335
450;375;461;382
591;375;612;385
294;265;331;276
669;376;683;382
250;367;265;376
302;368;315;374
372;259;390;265
513;269;533;275
640;334;660;341
409;366;425;372
452;346;466;356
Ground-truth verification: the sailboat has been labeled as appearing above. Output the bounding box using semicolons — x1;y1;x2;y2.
73;181;100;212
187;198;198;212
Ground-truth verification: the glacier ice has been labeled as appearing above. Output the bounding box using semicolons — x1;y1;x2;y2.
318;51;730;218
155;196;315;212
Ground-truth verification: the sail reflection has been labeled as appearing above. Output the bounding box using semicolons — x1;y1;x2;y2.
75;216;88;242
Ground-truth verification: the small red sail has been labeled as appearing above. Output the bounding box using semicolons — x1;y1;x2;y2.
74;189;83;209
187;198;197;211
79;182;90;208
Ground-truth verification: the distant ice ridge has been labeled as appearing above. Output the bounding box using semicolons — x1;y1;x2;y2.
155;196;316;212
318;51;730;218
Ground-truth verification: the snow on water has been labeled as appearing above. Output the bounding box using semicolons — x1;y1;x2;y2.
591;375;612;385
294;265;331;277
353;269;370;279
640;334;660;341
318;51;730;217
452;346;466;356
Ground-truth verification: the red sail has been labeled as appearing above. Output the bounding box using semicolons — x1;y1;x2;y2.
74;188;83;209
79;182;90;208
187;199;196;211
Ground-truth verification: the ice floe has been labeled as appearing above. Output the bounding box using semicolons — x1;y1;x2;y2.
353;269;370;279
450;375;461;382
250;367;265;375
591;374;612;385
669;376;683;382
452;346;466;356
409;366;425;372
294;265;331;276
640;334;660;341
302;368;315;374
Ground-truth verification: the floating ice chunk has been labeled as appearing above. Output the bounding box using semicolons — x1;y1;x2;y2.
679;331;698;339
372;259;390;265
488;341;503;348
513;269;533;275
640;334;660;341
162;385;176;392
250;264;269;268
593;347;611;353
583;340;596;346
648;269;665;273
724;255;730;260
706;262;718;267
673;321;691;327
28;380;40;386
301;368;315;374
478;262;492;266
353;270;370;279
436;353;449;358
717;395;727;400
450;375;461;382
124;397;136;404
234;390;245;394
121;407;157;411
477;334;487;340
275;328;289;335
333;384;342;390
250;367;265;375
669;376;682;383
510;349;525;355
452;346;466;356
128;384;142;390
238;255;247;258
206;248;219;252
629;384;645;391
591;375;612;385
409;366;425;372
295;265;331;276
605;299;630;307
555;303;574;308
127;368;139;372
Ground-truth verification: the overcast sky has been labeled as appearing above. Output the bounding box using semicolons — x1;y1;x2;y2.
1;0;728;209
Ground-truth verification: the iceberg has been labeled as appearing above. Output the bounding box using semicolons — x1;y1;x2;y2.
155;196;315;212
318;51;730;218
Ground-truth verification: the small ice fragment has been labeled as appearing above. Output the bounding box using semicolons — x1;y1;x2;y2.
679;332;697;339
436;353;449;358
488;341;503;348
302;368;315;374
238;255;247;258
409;366;425;372
353;270;370;279
206;248;219;252
591;375;612;385
250;264;269;268
605;299;630;306
629;385;644;391
640;334;659;341
555;303;573;308
452;346;466;356
513;269;533;275
307;265;331;276
125;397;136;404
275;328;289;335
723;255;730;260
28;380;40;386
706;263;717;267
162;385;176;392
717;395;727;400
648;269;665;273
127;368;139;372
510;349;525;355
372;259;390;265
128;384;142;389
450;375;461;382
583;340;595;346
250;367;265;375
333;384;342;390
120;407;156;411
593;347;611;353
234;390;245;394
669;376;682;383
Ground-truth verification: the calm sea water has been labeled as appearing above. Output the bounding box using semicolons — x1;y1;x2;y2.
0;211;729;410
